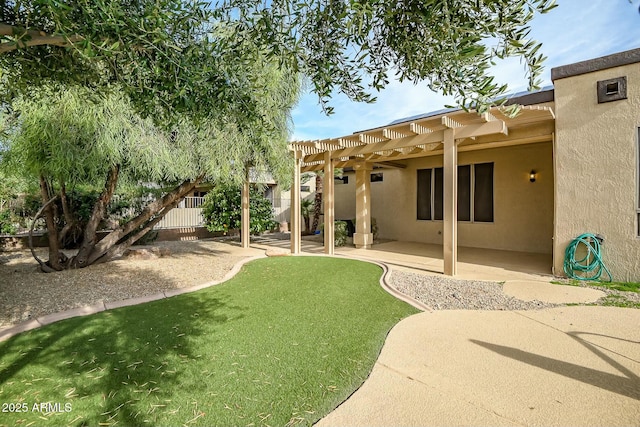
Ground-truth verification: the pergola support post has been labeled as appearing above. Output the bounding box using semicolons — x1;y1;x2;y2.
241;164;250;249
353;162;373;249
443;129;458;275
323;151;335;255
291;151;302;254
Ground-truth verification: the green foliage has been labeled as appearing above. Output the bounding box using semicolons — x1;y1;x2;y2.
220;0;558;113
300;199;313;218
320;220;349;247
553;279;640;293
334;221;348;246
0;1;280;127
4;0;556;118
3;87;179;185
202;184;276;235
0;210;17;235
598;294;640;309
107;185;165;227
0;257;418;426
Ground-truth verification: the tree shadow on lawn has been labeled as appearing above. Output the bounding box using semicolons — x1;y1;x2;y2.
0;256;419;426
0;272;245;426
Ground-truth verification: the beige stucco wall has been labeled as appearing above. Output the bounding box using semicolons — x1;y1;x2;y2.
334;142;554;254
553;64;640;281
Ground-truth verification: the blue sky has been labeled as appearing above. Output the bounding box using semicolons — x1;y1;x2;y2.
291;0;640;141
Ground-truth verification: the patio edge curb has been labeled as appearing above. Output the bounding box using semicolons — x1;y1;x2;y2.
291;251;432;312
0;254;266;342
336;254;433;312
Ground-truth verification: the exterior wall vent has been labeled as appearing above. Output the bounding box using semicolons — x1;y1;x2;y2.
597;76;627;103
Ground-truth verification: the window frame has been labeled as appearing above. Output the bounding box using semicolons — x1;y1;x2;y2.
417;162;494;223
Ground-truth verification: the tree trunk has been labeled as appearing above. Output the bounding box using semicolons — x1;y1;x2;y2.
58;182;79;247
71;165;120;268
92;198;182;264
29;195;58;273
311;173;322;232
85;174;205;265
39;175;63;271
37;172;205;272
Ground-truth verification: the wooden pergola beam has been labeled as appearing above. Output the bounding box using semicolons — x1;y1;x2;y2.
303;130;446;163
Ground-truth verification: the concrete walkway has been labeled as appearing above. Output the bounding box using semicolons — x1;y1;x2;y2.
317;306;640;426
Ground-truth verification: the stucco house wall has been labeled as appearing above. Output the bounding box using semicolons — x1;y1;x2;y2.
334;142;554;254
552;54;640;280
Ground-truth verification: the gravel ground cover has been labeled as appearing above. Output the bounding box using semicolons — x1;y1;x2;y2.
389;270;640;310
0;239;247;328
389;270;557;310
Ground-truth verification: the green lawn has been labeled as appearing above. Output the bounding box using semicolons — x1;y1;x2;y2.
0;257;418;426
552;279;640;293
551;279;640;308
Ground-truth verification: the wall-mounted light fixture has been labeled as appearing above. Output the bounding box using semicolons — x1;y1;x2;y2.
529;170;537;183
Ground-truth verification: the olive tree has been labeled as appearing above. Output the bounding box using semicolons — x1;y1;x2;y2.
2;1;557;116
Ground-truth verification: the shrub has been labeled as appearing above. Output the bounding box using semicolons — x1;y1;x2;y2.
202;184;276;235
0;210;17;235
320;220;348;247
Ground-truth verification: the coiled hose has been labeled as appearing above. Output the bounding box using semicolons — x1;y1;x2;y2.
563;233;612;282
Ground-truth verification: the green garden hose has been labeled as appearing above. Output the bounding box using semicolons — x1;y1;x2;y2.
563;233;612;282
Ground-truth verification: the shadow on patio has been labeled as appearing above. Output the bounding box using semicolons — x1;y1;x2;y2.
248;233;553;282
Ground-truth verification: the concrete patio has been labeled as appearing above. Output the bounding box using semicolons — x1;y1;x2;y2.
250;234;553;282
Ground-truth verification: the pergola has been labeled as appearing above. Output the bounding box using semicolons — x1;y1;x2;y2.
286;105;555;275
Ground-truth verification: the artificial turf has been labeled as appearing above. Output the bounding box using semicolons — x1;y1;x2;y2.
0;256;418;426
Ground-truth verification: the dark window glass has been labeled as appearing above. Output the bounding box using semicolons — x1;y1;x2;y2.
417;169;432;220
457;165;471;221
474;163;494;222
434;167;444;220
371;173;383;182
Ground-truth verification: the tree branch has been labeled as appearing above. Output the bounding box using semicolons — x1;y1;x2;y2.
39;175;62;270
73;165;120;267
87;174;205;264
0;23;83;54
92;198;181;264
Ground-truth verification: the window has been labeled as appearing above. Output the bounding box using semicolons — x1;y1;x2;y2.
417;163;494;222
300;185;310;192
458;165;471;221
434;168;443;220
371;173;383;182
417;169;432;220
335;176;348;184
474;163;494;222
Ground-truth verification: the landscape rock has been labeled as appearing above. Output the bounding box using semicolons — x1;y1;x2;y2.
265;248;290;257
